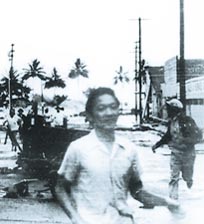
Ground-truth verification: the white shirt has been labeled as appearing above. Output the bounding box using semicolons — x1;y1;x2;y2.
58;130;142;224
7;115;19;131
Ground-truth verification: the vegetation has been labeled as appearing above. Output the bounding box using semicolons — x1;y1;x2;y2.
0;58;90;109
0;68;31;107
22;59;47;81
68;58;88;79
0;57;137;112
113;66;129;85
45;67;66;89
43;67;67;109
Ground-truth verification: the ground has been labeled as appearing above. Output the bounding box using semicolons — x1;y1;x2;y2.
0;117;204;224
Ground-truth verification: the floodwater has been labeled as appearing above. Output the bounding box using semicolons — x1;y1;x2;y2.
120;129;204;224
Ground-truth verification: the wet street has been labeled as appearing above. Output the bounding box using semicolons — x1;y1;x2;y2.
0;130;71;224
121;129;204;224
0;127;204;224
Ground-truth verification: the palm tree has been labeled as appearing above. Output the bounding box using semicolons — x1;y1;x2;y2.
22;59;47;81
113;66;130;112
68;58;88;79
68;58;89;100
44;67;67;109
0;68;31;108
22;59;48;103
45;67;66;89
10;70;31;104
113;66;129;85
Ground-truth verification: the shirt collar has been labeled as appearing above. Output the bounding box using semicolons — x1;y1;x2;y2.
88;129;126;150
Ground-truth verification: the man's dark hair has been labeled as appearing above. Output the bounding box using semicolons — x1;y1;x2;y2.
85;87;120;116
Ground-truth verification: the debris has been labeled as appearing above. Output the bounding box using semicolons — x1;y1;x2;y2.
0;167;11;174
2;178;38;198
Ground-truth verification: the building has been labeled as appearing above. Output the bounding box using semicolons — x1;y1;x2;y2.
161;56;204;127
147;66;164;118
186;76;204;128
162;57;204;98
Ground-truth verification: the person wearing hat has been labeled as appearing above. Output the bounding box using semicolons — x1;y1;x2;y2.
152;98;202;200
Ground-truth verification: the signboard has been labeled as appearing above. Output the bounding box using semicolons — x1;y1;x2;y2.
164;56;178;84
161;83;179;98
185;60;204;79
186;76;204;99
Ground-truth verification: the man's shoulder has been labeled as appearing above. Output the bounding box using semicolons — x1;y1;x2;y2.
115;134;131;144
70;131;93;147
177;113;196;125
115;134;137;151
177;113;202;140
172;112;189;123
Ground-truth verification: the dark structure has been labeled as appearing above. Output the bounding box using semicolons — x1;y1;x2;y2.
17;114;89;178
147;66;164;118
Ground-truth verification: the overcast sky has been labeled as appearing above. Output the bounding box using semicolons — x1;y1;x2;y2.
0;0;204;90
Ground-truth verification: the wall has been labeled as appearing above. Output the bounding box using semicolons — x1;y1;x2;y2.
186;76;204;129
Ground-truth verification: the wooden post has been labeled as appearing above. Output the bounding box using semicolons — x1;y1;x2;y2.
179;0;186;112
138;18;143;124
8;43;15;110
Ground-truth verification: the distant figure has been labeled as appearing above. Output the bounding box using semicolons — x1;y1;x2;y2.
54;87;179;224
17;108;26;140
17;108;25;119
62;115;68;128
52;111;61;127
52;108;65;127
152;99;202;200
44;108;53;126
4;108;22;152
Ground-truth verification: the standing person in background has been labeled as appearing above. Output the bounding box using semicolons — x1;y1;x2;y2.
17;108;26;141
44;107;54;126
54;87;179;224
152;99;202;200
3;108;22;152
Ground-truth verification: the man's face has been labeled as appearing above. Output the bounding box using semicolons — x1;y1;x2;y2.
90;94;119;130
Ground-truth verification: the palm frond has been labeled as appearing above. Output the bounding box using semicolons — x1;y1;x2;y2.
22;59;46;81
69;58;89;79
75;58;81;69
45;79;66;89
69;69;78;78
119;66;123;73
114;66;129;84
80;69;89;78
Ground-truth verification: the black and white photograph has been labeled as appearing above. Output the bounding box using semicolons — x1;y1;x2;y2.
0;0;203;223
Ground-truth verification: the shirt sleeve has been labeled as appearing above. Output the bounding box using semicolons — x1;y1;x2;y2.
133;149;142;177
129;144;143;194
57;142;80;182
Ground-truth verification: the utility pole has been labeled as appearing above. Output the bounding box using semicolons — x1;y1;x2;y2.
138;17;143;124
179;0;186;112
134;42;138;123
8;43;15;111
